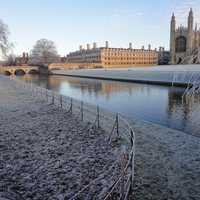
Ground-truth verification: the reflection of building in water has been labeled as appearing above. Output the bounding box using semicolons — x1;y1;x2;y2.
64;78;153;99
66;41;158;68
48;76;150;99
167;88;190;127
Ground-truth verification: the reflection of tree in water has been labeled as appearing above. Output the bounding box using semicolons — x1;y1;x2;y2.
18;74;49;89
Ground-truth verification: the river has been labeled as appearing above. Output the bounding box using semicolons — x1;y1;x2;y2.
18;74;200;136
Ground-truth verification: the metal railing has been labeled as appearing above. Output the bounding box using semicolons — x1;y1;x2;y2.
7;75;135;200
171;72;200;106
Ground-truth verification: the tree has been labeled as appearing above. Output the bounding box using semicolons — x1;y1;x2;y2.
4;54;16;66
0;19;11;60
29;39;59;66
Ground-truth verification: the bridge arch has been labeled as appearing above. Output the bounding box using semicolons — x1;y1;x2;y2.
14;69;26;76
4;71;12;76
28;69;39;74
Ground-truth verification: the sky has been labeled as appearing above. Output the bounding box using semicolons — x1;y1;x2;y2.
1;0;200;56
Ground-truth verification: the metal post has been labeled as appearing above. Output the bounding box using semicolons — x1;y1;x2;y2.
52;92;54;104
81;101;83;121
130;129;135;191
60;95;63;108
120;154;125;199
46;89;48;102
70;98;73;114
97;105;100;128
116;113;119;137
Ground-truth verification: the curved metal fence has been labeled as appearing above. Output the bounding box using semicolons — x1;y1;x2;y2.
7;75;135;200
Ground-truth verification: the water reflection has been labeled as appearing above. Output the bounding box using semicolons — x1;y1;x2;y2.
167;88;190;130
18;74;200;136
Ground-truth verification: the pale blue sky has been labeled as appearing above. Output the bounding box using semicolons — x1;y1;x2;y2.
1;0;200;55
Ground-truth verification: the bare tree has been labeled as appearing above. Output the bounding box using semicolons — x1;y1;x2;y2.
29;39;59;66
4;54;16;66
0;19;11;60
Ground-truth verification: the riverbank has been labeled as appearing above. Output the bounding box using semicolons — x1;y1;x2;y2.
51;64;200;87
0;76;200;199
0;77;121;199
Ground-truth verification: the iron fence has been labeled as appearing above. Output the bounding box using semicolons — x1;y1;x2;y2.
7;75;135;200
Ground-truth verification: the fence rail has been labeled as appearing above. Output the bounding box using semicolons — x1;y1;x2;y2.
7;75;135;200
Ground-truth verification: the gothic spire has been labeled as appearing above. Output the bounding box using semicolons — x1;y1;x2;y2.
189;8;193;18
195;23;198;32
188;8;194;29
171;12;175;21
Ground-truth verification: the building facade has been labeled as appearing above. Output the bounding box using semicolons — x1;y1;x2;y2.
158;47;170;65
15;52;29;66
67;42;158;68
170;8;200;64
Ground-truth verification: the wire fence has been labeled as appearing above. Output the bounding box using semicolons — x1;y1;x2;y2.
8;75;135;200
171;72;200;106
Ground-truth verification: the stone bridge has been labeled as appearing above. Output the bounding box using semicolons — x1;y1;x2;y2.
0;66;39;75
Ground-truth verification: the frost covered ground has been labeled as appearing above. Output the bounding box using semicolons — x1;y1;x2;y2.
132;119;200;200
0;76;200;200
0;77;121;200
52;64;200;85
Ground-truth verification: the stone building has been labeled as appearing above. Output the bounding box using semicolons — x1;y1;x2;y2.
15;52;29;66
67;42;158;68
170;8;200;64
158;47;170;65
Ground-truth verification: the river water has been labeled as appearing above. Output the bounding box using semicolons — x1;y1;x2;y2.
18;74;200;136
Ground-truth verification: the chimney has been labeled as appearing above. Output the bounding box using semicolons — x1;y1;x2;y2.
129;42;132;49
87;44;90;50
93;42;97;49
105;41;109;48
79;45;83;51
148;44;151;50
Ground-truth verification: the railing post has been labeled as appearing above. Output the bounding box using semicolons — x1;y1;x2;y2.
81;101;83;121
70;98;73;114
52;92;55;104
130;129;135;191
60;95;63;108
120;154;125;200
46;89;48;102
97;105;100;128
116;113;119;137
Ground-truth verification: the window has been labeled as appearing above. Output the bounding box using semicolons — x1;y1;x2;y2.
175;36;187;53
